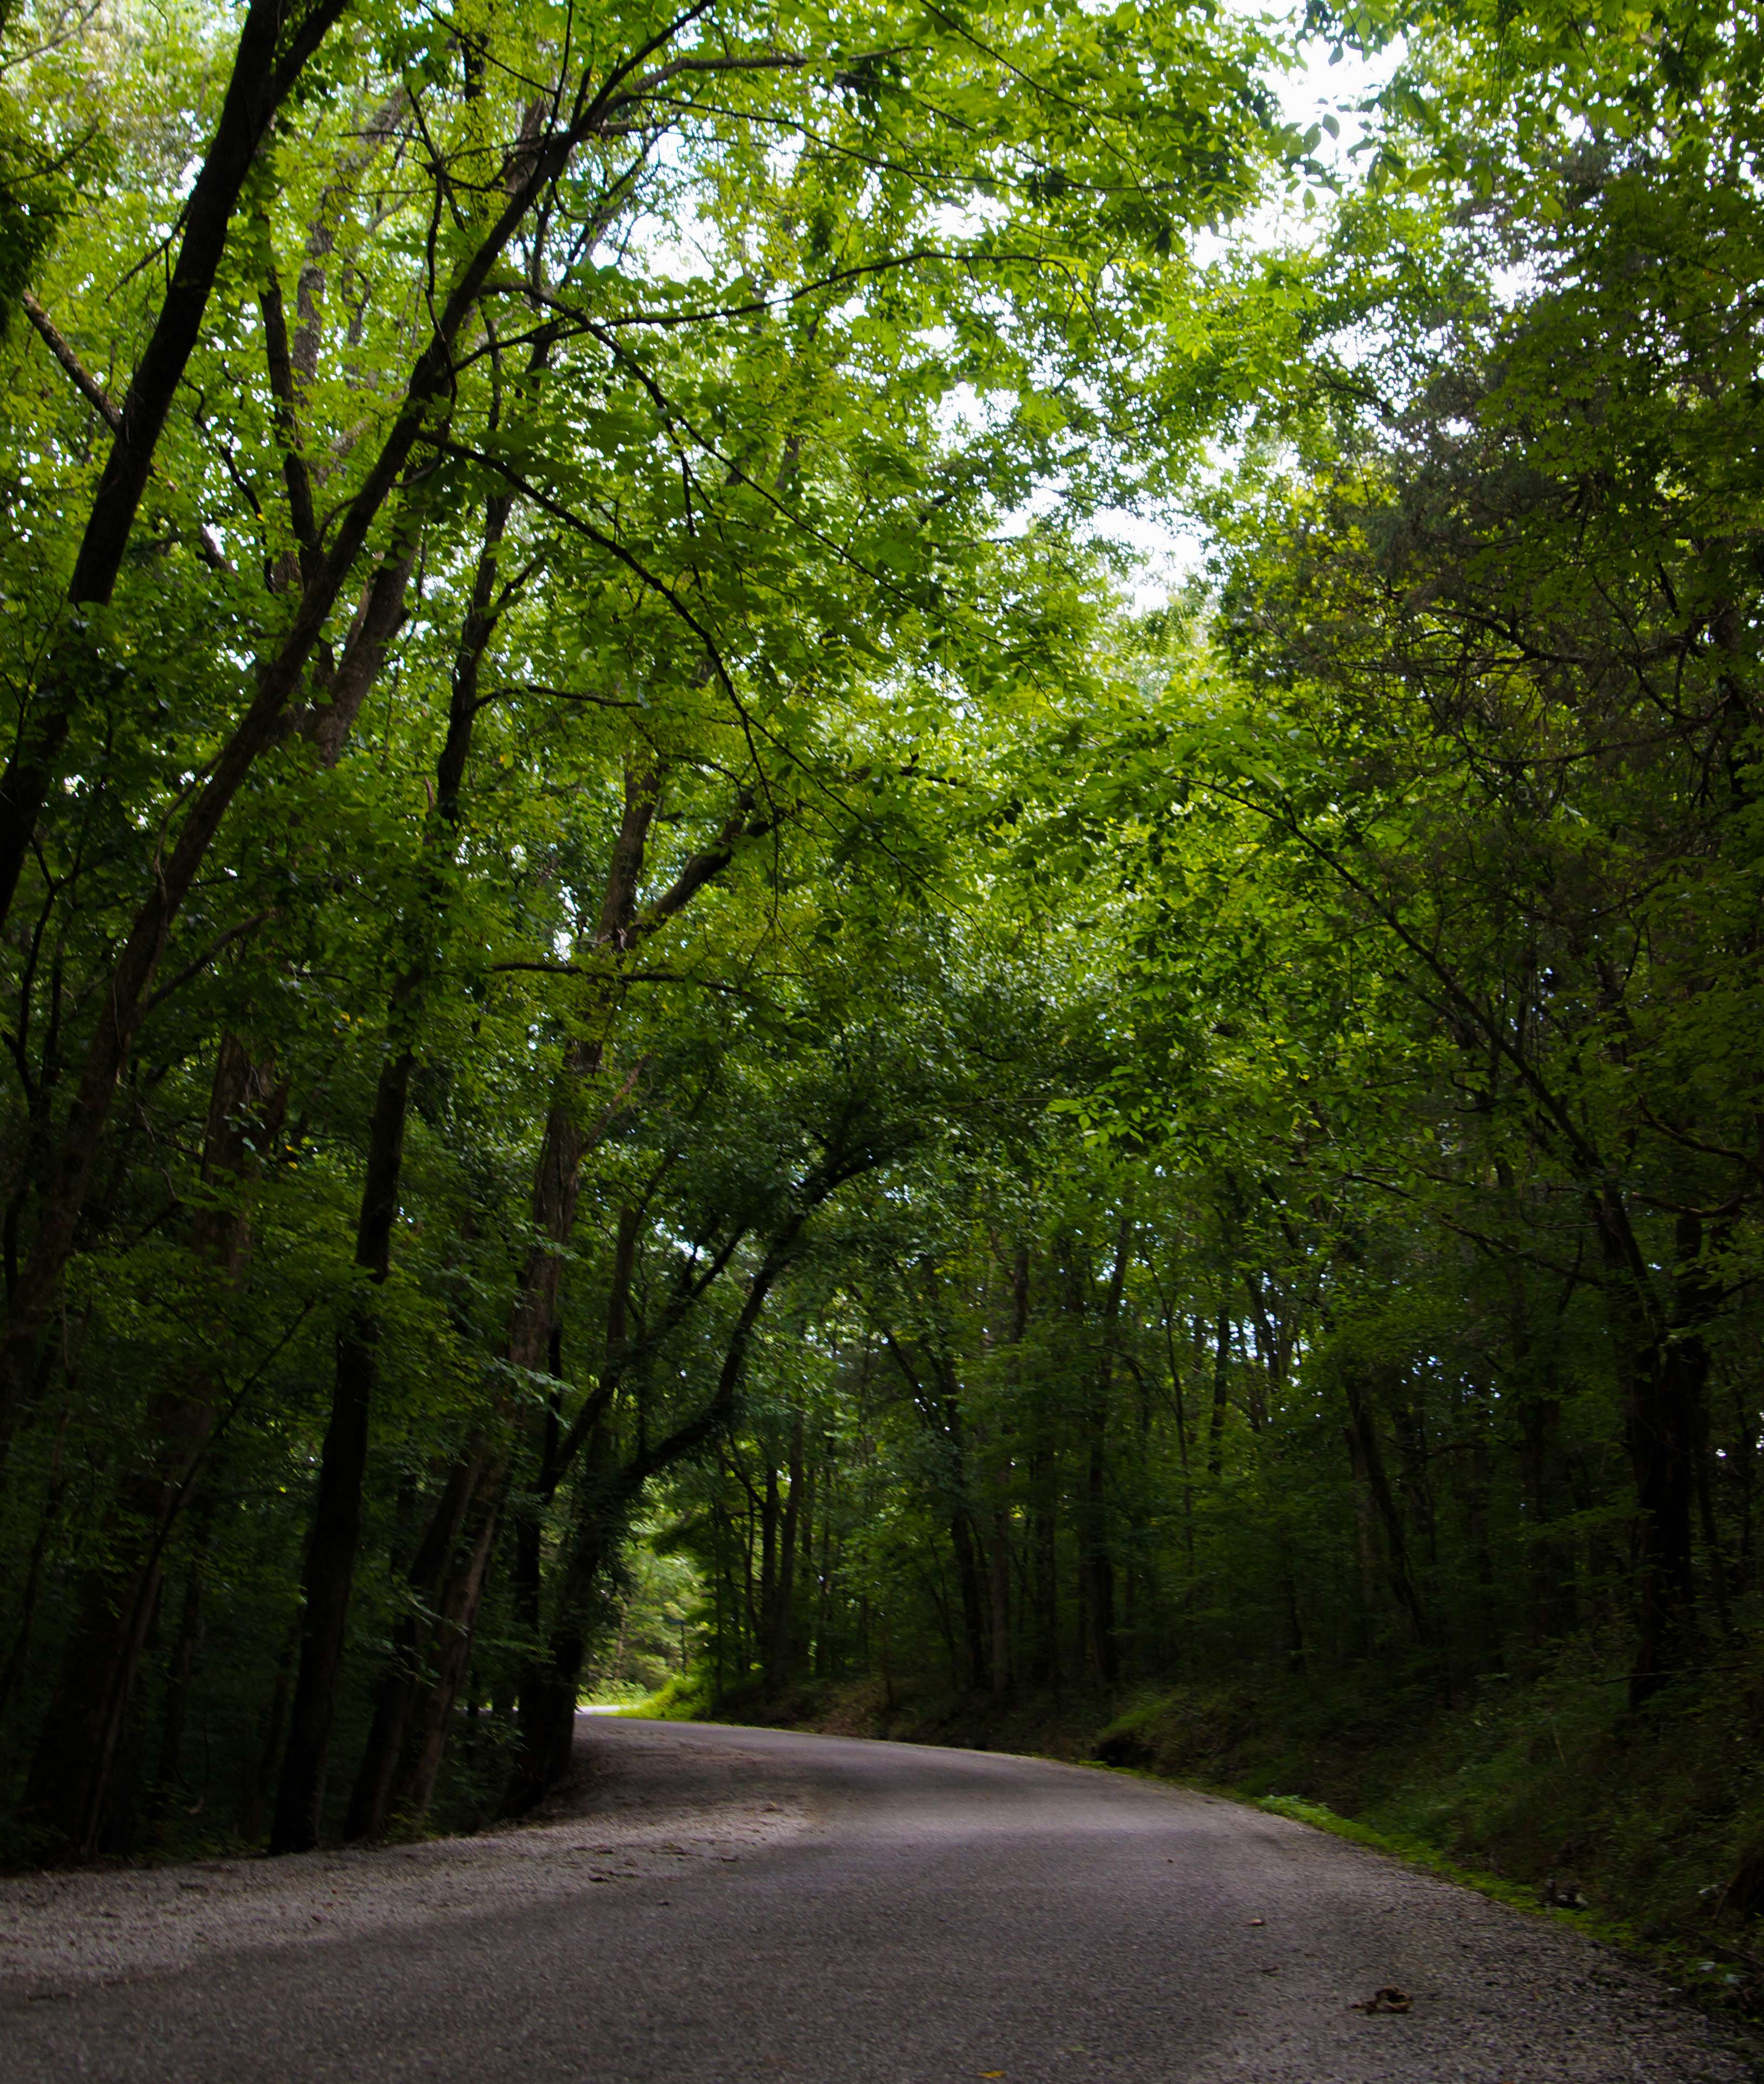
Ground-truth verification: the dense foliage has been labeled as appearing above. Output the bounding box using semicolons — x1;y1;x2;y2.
2;0;1762;1936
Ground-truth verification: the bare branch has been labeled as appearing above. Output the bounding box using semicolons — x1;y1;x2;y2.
138;910;277;1020
22;291;120;430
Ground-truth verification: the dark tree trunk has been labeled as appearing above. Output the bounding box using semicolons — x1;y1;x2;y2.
344;1484;482;1842
269;1048;410;1854
0;110;594;1438
793;1453;817;1672
0;0;351;928
271;495;517;1853
1519;1375;1575;1646
0;1404;70;1725
1688;1221;1731;1638
508;1459;629;1813
815;1487;834;1679
147;1494;213;1835
350;760;692;1829
948;1505;989;1691
759;1457;780;1670
1084;1219;1129;1688
507;1201;825;1808
22;1038;279;1857
343;1433;504;1841
989;1243;1028;1699
391;1500;502;1820
1206;1306;1230;1478
765;1414;805;1694
241;1620;297;1844
988;1487;1012;1699
1594;1190;1706;1707
1028;1424;1058;1689
1341;1370;1429;1645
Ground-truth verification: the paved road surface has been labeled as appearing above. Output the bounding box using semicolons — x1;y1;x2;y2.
4;1716;1755;2082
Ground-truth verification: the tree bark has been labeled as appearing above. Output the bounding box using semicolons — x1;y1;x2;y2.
22;1036;280;1858
0;0;352;926
146;1493;215;1835
1084;1219;1129;1688
1340;1368;1429;1645
339;746;779;1830
1027;1422;1058;1691
343;1430;506;1842
0;91;613;1440
765;1412;805;1695
270;497;512;1853
1592;1188;1704;1706
1206;1306;1230;1478
0;1403;70;1725
507;1162;853;1809
949;1502;990;1691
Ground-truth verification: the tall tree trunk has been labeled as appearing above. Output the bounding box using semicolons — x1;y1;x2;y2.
1028;1420;1058;1689
1688;1220;1731;1639
343;1438;503;1841
793;1453;817;1672
496;1200;643;1815
0;0;352;929
269;1046;410;1854
1206;1306;1231;1478
271;499;513;1854
344;752;785;1827
22;1037;279;1857
1157;1291;1195;1585
815;1486;834;1679
765;1413;805;1695
507;1191;831;1809
0;1404;70;1726
989;1243;1028;1699
0;98;605;1439
1519;1373;1575;1647
390;1498;502;1821
1593;1189;1704;1706
147;1493;215;1836
1341;1369;1429;1645
240;1619;297;1845
988;1487;1012;1700
759;1457;780;1676
1085;1219;1129;1688
511;1465;630;1809
948;1505;989;1691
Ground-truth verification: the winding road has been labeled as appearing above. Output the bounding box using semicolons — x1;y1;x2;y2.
4;1716;1755;2082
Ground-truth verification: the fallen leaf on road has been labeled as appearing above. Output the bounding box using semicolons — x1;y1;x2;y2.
1247;1916;1265;1926
1350;1987;1412;2015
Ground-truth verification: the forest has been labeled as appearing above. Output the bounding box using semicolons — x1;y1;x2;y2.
0;0;1760;1954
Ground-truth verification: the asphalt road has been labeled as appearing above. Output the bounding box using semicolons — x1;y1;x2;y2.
5;1716;1756;2082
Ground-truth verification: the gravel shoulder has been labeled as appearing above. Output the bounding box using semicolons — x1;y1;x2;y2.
3;1715;1759;2083
0;1719;813;1992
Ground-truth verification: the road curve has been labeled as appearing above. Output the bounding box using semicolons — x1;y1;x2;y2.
4;1716;1755;2082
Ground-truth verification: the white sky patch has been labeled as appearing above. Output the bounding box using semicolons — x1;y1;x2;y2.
1088;508;1212;610
1061;23;1408;609
1275;32;1407;158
